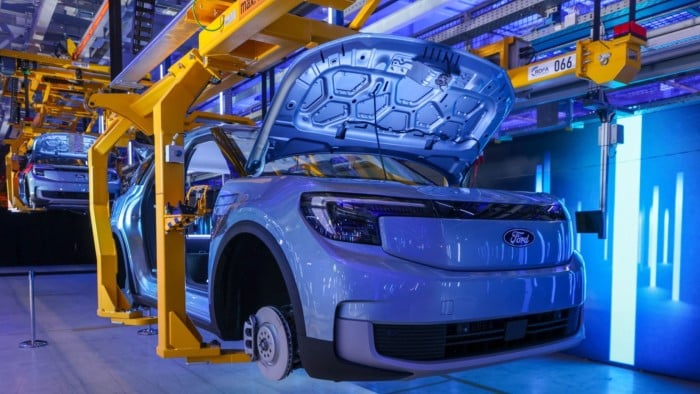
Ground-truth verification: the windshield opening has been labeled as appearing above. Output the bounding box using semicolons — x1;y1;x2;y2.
261;153;446;186
33;133;96;157
33;156;87;166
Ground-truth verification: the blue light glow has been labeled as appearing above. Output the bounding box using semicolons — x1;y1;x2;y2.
575;201;581;251
543;152;551;193
535;164;543;192
638;211;645;269
649;186;659;288
672;172;683;302
219;92;225;115
604;218;609;262
610;114;643;365
663;209;670;264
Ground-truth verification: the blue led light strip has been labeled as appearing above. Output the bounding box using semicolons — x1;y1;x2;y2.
649;186;659;288
610;115;643;365
663;209;670;264
672;173;684;302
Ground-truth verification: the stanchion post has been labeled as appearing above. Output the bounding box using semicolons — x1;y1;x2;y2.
19;270;48;348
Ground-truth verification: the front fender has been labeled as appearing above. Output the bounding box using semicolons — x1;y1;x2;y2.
209;219;306;338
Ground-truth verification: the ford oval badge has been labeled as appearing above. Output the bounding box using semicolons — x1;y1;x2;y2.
503;229;535;247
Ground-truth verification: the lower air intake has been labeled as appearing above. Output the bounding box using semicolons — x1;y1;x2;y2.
374;307;581;361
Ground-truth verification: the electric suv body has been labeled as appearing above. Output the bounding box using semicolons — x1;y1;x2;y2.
111;34;585;381
20;132;120;209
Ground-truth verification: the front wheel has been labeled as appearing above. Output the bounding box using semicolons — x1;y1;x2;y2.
243;306;294;381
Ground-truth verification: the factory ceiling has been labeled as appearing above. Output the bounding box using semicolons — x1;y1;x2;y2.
1;0;700;136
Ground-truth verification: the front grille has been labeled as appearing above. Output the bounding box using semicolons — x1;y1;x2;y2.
41;191;89;200
432;200;567;221
374;307;581;361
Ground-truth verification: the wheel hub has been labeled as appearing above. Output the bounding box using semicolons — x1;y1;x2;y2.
257;324;277;363
244;306;294;381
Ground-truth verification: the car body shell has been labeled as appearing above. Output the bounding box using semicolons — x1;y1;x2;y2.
110;34;586;381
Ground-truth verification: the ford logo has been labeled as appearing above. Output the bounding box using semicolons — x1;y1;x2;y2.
503;229;535;247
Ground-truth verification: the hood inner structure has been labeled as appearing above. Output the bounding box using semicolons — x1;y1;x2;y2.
248;34;515;186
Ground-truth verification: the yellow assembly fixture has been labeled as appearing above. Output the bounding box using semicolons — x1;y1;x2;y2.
87;0;381;364
0;49;114;211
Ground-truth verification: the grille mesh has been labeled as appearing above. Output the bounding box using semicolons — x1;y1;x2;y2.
41;191;89;199
374;307;581;361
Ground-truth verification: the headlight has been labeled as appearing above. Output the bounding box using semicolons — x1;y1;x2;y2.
32;167;44;177
300;193;434;245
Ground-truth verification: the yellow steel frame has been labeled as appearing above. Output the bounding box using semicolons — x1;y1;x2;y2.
478;33;646;89
88;0;380;364
0;49;117;211
0;49;112;75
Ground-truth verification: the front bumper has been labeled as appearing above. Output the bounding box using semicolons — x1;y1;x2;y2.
335;307;584;378
32;180;118;208
325;252;585;378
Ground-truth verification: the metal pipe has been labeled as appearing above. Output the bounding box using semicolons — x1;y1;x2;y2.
593;0;601;41
28;271;37;342
261;73;268;119
597;108;615;240
19;270;48;348
23;73;30;120
73;0;109;60
599;123;610;213
127;141;134;167
109;0;123;81
629;0;636;22
111;2;197;89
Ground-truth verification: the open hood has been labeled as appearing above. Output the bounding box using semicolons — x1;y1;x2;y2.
246;34;514;185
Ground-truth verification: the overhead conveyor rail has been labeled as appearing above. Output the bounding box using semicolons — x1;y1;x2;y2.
87;0;380;364
471;24;647;89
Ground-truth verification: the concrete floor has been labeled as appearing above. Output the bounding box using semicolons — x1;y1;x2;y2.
2;269;699;394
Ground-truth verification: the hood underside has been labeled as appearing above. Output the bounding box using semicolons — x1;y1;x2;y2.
247;33;514;185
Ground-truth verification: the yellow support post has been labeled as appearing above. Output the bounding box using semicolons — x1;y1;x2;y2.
3;136;38;212
4;152;16;209
150;51;249;362
89;117;155;324
152;51;215;358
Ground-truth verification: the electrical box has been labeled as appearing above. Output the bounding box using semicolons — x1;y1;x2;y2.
165;144;185;163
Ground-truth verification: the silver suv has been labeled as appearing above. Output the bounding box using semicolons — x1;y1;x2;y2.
19;132;120;209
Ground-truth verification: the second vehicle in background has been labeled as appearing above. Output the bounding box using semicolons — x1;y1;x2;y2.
18;132;120;210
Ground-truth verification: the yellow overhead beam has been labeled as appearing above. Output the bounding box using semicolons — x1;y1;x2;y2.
349;0;381;30
0;48;111;75
194;12;356;105
90;117;155;324
488;33;646;90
